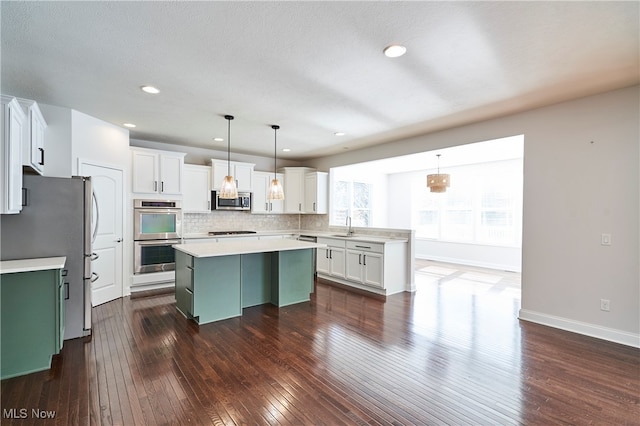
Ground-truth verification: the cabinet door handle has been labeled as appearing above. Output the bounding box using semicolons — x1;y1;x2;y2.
313;202;316;211
38;147;44;165
329;249;332;259
21;188;28;206
363;255;367;266
359;253;362;264
64;282;70;300
265;202;268;211
154;181;158;191
298;203;302;211
161;181;164;192
208;201;211;210
325;250;329;259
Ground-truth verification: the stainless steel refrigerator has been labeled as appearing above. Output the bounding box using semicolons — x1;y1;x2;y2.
1;174;95;340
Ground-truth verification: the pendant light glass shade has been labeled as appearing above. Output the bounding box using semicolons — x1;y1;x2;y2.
268;124;284;200
427;154;450;193
219;115;238;199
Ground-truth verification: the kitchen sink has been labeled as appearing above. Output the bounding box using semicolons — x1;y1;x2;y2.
331;234;355;238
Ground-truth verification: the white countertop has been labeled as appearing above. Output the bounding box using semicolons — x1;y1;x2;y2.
0;256;67;274
182;230;407;244
174;239;326;258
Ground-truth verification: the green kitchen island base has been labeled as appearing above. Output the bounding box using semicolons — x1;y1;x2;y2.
174;239;321;325
0;257;66;380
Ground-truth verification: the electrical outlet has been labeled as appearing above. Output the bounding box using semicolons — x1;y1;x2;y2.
600;299;610;311
601;233;612;246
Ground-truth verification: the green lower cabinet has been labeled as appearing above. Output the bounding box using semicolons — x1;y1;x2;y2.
241;253;272;308
192;255;242;324
271;249;314;307
1;268;64;380
174;248;315;325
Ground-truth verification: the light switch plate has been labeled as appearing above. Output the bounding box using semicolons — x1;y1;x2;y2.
601;233;611;246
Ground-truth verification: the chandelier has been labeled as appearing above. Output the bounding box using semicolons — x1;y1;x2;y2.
427;154;450;193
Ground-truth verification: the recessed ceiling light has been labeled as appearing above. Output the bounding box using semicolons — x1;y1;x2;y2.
282;148;291;152
123;123;136;128
213;137;224;142
140;85;160;94
383;44;407;58
334;132;346;136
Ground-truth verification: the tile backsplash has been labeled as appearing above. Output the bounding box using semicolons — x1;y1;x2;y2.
183;212;412;241
183;212;302;234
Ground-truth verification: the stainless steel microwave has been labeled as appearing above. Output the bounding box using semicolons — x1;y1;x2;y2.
212;191;251;211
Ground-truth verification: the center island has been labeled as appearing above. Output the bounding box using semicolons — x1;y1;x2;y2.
173;239;326;324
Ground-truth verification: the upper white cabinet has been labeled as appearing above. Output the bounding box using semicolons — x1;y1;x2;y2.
132;147;185;195
210;159;254;192
183;164;211;212
252;171;284;214
17;98;47;175
1;96;26;214
304;171;328;214
280;167;328;214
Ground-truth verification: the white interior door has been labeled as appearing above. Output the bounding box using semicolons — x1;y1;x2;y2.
80;161;124;306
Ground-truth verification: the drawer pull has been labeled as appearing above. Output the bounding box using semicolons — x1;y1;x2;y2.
355;245;371;249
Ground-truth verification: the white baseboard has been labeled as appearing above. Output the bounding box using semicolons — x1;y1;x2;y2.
519;309;640;348
130;281;174;293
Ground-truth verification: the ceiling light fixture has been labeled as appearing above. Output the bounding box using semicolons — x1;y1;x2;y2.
123;123;136;128
282;148;291;152
219;115;238;199
140;85;160;94
213;137;224;142
268;125;285;201
427;154;450;193
383;44;407;58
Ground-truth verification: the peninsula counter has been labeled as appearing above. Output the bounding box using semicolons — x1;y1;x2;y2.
173;239;325;324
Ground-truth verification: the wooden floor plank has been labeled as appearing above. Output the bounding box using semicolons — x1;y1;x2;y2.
2;263;639;425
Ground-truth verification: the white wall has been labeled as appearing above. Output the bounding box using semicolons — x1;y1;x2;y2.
305;85;640;347
39;103;73;177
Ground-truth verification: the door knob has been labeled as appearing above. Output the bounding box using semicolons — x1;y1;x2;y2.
116;238;123;243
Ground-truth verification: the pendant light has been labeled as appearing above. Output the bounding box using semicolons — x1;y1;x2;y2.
267;124;285;200
427;154;450;193
219;115;238;199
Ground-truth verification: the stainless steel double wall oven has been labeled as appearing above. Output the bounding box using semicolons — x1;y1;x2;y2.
133;199;181;274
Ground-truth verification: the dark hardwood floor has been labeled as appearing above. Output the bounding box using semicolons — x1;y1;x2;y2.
2;266;639;425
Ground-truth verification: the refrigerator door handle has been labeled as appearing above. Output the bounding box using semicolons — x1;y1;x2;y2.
92;190;99;244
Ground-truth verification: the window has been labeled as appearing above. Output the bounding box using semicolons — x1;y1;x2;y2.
331;180;372;227
416;159;522;247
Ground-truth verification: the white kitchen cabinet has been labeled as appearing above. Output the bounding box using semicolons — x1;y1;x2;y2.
316;237;346;279
304;171;328;214
345;241;384;288
210;159;254;192
317;237;407;296
183;164;211;212
1;96;26;214
252;171;284;214
280;167;326;214
17;99;47;175
132;147;185;195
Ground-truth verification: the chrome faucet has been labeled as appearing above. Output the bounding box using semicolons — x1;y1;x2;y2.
346;216;353;236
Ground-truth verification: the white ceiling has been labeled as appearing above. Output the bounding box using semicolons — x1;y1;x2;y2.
1;1;638;161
